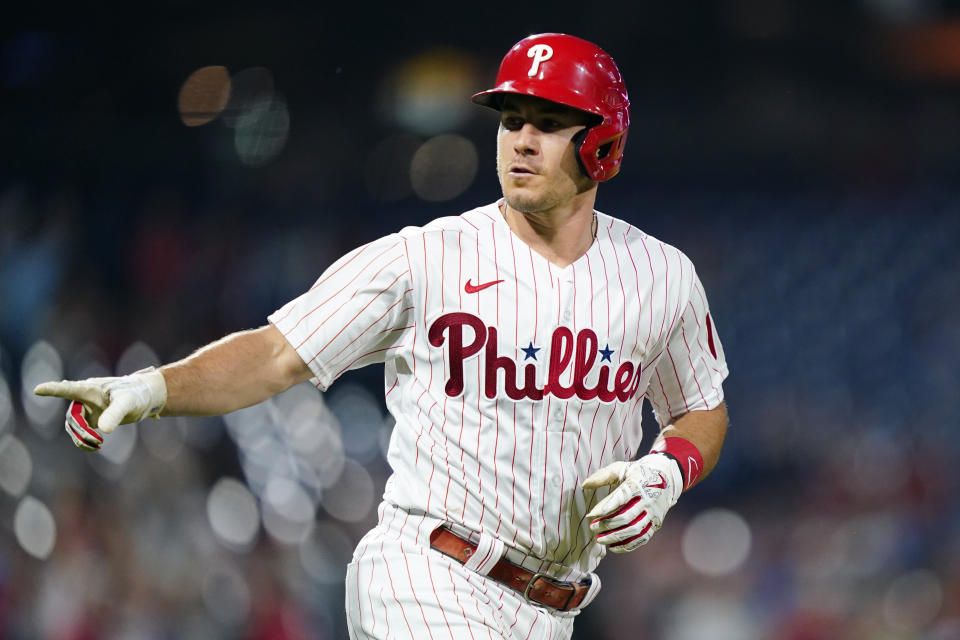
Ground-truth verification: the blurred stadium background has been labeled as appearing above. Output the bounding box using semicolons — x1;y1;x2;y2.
2;2;960;639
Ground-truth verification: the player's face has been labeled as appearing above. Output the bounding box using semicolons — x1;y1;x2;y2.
496;95;596;214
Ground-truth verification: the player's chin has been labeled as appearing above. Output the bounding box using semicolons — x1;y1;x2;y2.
504;190;551;214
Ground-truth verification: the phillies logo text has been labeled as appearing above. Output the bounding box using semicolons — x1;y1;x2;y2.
428;312;642;403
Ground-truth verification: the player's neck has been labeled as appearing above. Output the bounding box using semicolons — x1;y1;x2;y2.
500;196;598;268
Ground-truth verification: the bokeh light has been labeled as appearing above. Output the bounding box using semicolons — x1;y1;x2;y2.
207;477;260;551
883;569;943;634
681;508;752;576
311;423;347;489
178;65;231;127
238;432;286;497
410;134;478;202
382;49;478;135
116;340;160;375
321;459;375;523
224;401;273;451
662;593;759;640
91;421;138;474
20;340;63;433
833;512;900;579
0;435;32;497
274;382;334;456
14;495;56;560
234;95;290;167
261;475;316;545
177;64;288;166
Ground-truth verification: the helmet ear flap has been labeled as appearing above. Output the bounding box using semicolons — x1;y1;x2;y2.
576;125;628;182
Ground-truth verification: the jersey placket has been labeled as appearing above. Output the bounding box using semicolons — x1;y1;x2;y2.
514;258;554;557
529;270;577;557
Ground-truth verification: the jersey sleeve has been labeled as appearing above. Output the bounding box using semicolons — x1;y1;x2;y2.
647;263;729;427
268;233;413;390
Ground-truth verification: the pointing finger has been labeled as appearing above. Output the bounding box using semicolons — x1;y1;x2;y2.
34;381;105;407
33;381;68;397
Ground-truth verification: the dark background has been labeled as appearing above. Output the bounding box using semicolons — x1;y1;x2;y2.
1;2;959;638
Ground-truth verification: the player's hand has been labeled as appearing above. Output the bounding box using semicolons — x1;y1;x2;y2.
34;368;167;451
582;453;682;553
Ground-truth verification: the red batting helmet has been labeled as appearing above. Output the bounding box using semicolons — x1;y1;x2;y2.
472;33;630;182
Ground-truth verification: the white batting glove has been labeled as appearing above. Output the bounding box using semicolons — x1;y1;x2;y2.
34;368;167;450
582;453;683;553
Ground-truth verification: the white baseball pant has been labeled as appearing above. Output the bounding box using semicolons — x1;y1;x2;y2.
346;502;584;640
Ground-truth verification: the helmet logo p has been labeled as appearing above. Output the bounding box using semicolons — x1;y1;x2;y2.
526;44;554;77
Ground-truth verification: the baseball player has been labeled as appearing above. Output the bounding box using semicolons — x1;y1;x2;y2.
35;33;729;639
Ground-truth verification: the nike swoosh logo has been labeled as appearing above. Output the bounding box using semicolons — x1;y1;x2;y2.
464;279;504;294
686;457;701;489
645;472;667;490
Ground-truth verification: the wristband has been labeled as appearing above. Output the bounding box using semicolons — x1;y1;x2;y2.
133;366;167;419
650;437;704;491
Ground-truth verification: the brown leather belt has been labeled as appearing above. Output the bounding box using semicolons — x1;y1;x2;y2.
429;525;591;612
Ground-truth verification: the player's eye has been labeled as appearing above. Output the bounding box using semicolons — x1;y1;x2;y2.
502;116;524;131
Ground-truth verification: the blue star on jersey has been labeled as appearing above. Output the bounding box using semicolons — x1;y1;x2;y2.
522;342;540;360
599;344;615;362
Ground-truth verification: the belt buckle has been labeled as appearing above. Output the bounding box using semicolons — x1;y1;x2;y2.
522;572;573;612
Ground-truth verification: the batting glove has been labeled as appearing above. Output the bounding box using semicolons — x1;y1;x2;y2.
34;367;167;451
64;400;103;451
582;453;683;553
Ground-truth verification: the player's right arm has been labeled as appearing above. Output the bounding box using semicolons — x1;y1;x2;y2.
159;324;311;416
37;229;414;451
34;324;311;450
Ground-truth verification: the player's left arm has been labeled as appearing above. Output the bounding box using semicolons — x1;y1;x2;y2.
652;402;728;489
584;258;729;553
641;257;729;491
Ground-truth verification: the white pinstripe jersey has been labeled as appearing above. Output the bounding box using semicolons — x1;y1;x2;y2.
269;201;728;576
